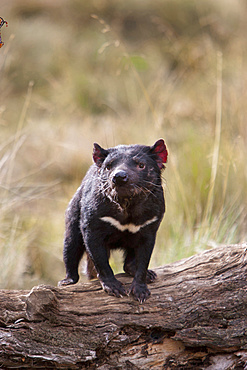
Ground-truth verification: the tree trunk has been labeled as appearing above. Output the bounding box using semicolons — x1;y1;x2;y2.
1;244;247;369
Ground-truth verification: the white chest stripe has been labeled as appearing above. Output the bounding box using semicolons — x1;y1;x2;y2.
100;216;158;234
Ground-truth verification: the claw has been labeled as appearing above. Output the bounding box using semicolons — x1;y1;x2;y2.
100;279;127;298
146;269;157;283
58;276;79;287
129;281;150;303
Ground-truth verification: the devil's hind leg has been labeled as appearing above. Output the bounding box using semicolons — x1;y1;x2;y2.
58;187;85;286
124;248;157;283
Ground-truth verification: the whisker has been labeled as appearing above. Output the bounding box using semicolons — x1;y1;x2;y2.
133;184;159;200
142;179;161;188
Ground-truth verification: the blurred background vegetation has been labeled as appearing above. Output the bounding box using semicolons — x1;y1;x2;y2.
0;0;246;289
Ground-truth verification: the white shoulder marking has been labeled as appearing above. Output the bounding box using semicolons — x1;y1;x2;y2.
100;216;158;234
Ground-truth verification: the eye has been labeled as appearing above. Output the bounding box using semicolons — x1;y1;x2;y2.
106;163;112;170
138;162;145;169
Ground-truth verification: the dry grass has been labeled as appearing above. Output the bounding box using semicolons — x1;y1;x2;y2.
0;0;246;288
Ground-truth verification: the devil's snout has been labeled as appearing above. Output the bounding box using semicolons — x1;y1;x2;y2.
112;170;129;186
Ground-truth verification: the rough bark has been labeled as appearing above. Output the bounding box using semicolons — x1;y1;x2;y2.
1;244;247;369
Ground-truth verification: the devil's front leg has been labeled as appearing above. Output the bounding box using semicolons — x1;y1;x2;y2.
129;234;156;303
84;231;127;298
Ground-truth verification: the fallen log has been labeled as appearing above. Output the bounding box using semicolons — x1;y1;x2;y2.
1;244;247;369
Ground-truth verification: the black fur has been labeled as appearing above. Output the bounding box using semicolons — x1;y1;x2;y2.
58;139;168;302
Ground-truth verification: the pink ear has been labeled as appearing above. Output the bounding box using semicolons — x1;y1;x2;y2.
151;139;168;169
93;143;108;166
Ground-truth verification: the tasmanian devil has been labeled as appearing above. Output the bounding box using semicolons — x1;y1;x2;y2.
58;139;168;302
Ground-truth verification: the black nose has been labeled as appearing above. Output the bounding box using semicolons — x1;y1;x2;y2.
112;170;128;185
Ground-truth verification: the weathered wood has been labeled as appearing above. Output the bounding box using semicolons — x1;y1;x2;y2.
1;244;247;369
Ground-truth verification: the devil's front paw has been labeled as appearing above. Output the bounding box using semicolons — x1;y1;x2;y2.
58;275;79;287
129;280;150;303
100;278;127;298
146;269;157;283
